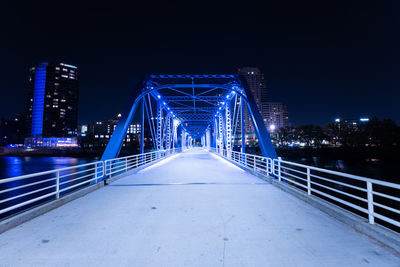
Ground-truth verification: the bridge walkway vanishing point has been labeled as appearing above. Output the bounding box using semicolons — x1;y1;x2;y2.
0;149;399;266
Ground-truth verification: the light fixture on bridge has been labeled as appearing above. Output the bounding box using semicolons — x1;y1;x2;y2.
163;102;166;105
157;95;161;99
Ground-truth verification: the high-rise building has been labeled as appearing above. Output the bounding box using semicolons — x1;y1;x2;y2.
238;67;290;136
261;102;290;132
238;67;268;133
25;62;79;147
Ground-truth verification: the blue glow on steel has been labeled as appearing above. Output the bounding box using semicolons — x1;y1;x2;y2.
31;63;48;137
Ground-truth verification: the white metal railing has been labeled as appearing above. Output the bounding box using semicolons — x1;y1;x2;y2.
211;148;400;231
0;148;181;219
104;148;181;178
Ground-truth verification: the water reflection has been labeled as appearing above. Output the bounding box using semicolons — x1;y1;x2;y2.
0;156;94;179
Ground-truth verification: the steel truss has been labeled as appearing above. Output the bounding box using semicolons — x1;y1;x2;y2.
101;74;277;163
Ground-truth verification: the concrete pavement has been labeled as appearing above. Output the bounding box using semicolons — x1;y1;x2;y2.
0;148;399;266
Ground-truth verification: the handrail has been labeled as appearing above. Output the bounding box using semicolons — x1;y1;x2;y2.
210;147;400;231
0;148;181;219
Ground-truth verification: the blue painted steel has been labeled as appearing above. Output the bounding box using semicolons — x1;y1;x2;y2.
238;76;278;159
140;97;144;154
241;96;245;154
31;63;48;137
100;96;140;162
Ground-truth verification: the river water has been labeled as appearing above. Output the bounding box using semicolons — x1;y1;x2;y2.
283;156;398;183
0;156;96;179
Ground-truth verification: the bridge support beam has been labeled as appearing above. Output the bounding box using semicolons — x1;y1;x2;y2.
239;76;277;159
241;96;245;154
157;102;163;151
225;101;232;158
140;97;145;154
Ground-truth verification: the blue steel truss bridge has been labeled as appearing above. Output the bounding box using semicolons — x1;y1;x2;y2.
0;74;400;266
101;74;277;162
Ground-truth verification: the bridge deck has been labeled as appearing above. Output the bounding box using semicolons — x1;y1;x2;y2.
0;149;398;266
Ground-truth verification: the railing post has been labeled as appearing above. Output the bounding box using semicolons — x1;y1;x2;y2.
307;168;311;195
94;163;98;184
56;170;60;199
265;158;268;174
125;158;128;172
136;155;139;168
367;181;375;224
253;156;256;171
278;157;282;182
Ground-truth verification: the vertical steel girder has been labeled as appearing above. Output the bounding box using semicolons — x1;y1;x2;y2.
182;131;186;149
140;97;145;154
218;113;223;152
157;102;163;150
240;96;245;154
166;115;172;149
206;128;211;150
173;119;178;148
225;102;232;153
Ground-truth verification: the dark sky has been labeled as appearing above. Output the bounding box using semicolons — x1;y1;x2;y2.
0;1;399;125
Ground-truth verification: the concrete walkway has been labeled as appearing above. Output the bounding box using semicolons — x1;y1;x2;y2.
0;149;399;266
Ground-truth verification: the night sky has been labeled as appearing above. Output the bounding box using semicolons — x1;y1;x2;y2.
1;1;399;126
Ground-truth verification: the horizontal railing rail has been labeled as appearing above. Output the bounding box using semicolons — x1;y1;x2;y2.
0;148;181;220
104;148;181;178
210;147;400;232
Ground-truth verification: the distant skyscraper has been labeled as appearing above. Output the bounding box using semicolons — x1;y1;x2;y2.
238;67;290;135
261;102;290;132
25;62;79;147
238;67;268;133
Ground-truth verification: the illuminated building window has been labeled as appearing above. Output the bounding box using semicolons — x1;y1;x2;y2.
61;74;68;78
